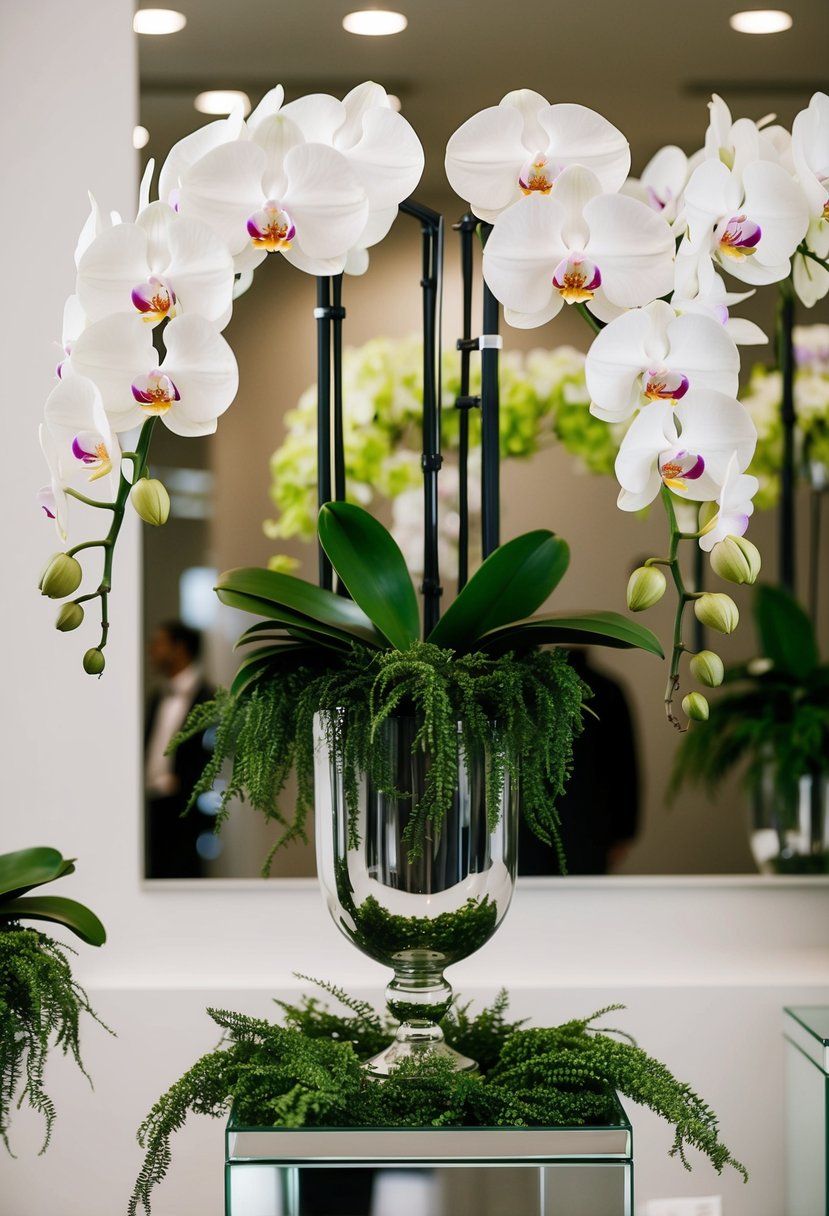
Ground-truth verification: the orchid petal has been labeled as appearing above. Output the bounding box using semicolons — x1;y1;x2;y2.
500;88;551;151
68;313;157;430
346;107;425;209
251;112;305;199
583;193;675;307
38;425;69;540
537;103;630;193
247;85;286;132
338;81;392;149
792;92;829;218
615;401;677;509
698;454;759;550
280;93;346;146
445;105;532;218
282;143;369;260
504;298;564;328
177;140;265;255
160;211;235;329
158;315;238;436
344;246;371;276
280;245;348;276
793;249;829;307
76;223;150;322
158;108;247;208
482;194;566;316
44;374;122;498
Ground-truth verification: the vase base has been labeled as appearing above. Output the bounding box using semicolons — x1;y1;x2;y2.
364;1035;477;1077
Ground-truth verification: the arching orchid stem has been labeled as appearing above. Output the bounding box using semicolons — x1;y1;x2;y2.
66;539;106;558
64;489;116;510
575;303;602;336
797;244;829;271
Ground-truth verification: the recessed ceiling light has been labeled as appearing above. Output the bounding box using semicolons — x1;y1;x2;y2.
729;9;793;33
133;125;150;150
133;8;187;35
194;90;252;116
342;10;408;36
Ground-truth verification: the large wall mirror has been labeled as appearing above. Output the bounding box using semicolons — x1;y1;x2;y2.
137;0;829;880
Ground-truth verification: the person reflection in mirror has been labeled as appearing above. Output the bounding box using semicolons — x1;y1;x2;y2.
144;621;215;879
518;648;640;876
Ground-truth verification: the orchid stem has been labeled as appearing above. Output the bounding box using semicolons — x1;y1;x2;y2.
661;485;690;731
64;488;115;510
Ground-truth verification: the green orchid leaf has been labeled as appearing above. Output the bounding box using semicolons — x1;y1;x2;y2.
754;584;819;681
478;611;664;658
428;531;570;651
217;568;384;647
0;895;106;946
0;846;75;900
318;502;420;650
217;586;382;649
230;644;319;698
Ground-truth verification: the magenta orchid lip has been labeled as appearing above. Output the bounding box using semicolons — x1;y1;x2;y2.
718;214;762;258
552;254;601;302
644;369;690;403
131;371;181;413
131;276;177;323
247;202;296;251
659;450;706;492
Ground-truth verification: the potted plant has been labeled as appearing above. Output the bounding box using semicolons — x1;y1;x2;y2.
178;500;662;1068
0;846;108;1152
672;584;829;873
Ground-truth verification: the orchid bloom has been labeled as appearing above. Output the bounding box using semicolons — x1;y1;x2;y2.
791;91;829;307
251;81;425;271
614;389;757;512
671;248;768;345
76;201;235;330
38;425;69;540
43;375;122;501
683;113;809;285
585;299;740;423
698;454;759;551
482;167;675;328
445;92;631;224
622;145;691;229
66;313;238;437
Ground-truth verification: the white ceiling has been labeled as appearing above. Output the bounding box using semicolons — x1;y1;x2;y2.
138;0;829;208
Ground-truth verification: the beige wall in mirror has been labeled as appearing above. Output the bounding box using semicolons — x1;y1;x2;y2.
142;219;829;881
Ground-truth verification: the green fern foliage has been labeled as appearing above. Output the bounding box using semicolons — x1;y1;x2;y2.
129;982;746;1215
0;927;110;1154
177;643;588;872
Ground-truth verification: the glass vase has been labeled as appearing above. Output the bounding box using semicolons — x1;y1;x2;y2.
750;768;829;875
314;712;518;1075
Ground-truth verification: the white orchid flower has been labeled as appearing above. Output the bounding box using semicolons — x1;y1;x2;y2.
43;375;122;502
445;92;630;223
157;106;249;212
585;299;740;423
482;167;674;328
671;245;768;345
66;313;238;437
698;454;759;551
791;92;829;307
622;145;690;229
76;201;236;330
614;389;757;512
703;95;782;174
683;137;809;286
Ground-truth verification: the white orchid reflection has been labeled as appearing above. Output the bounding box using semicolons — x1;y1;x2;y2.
66;313;238;437
445;92;631;224
585;299;740;423
615;389;757;512
77;202;235;329
482;167;674;328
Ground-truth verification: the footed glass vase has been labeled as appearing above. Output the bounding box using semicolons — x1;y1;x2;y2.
750;767;829;874
314;712;518;1075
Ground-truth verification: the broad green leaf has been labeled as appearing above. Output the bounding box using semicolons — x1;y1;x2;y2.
478;612;664;658
754;584;819;681
230;643;321;698
0;895;106;946
428;531;570;651
218;587;382;649
217;568;384;646
318;502;420;650
0;846;75;900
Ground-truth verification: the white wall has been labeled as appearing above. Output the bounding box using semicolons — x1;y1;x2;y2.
3;5;829;1216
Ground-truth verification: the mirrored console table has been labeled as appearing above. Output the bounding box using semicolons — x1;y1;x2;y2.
225;1106;634;1216
784;1006;829;1216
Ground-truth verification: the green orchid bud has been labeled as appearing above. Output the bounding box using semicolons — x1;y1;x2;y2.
55;602;85;632
130;478;170;527
694;592;739;635
39;552;82;599
709;535;761;585
682;692;710;722
689;649;724;687
82;648;106;676
626;566;667;612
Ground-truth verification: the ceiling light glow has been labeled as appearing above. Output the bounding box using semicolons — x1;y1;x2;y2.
133;8;187;35
133;125;150;150
342;10;408;36
194;90;252;116
729;9;793;33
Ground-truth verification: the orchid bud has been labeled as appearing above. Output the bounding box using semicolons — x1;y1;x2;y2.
55;602;84;632
689;650;724;687
682;692;710;722
694;592;739;635
130;478;170;527
626;566;667;612
82;647;105;676
709;535;761;585
39;552;82;599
